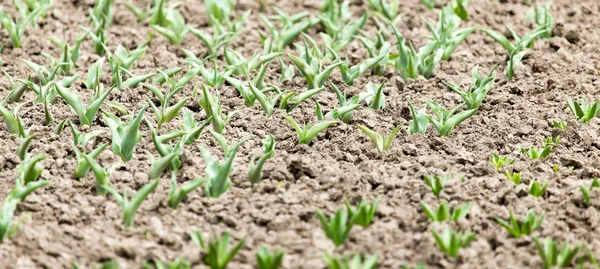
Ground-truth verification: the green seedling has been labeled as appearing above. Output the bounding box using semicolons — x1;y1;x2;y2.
424;6;475;60
565;97;600;123
106;177;159;227
205;0;235;25
278;87;324;113
143;257;191;269
200;137;250;198
319;1;368;53
420;200;471;222
0;4;45;48
73;260;120;269
521;145;552;160
46;30;90;75
389;21;440;82
180;108;210;145
18;154;46;184
356;30;390;76
542;136;560;147
423;0;436;9
494;209;544;238
426;101;476;136
408;102;429;135
505;170;522;185
283;115;337;145
16;134;36;161
534;237;580;269
145;68;197;127
316;208;354;247
190;231;245;269
189;28;235;57
248;134;276;185
277;57;295;82
224;46;282;76
150;2;189;45
579;178;599;206
526;1;553;38
0;177;50;241
68;120;104;147
451;0;469;21
73;143;109;180
3;70;30;103
146;120;185;171
259;7;320;51
198;84;239;134
168;172;206;209
0;103;27;137
90;0;115;26
356;124;402;154
104;42;149;88
445;65;496;110
328;82;371;124
432;227;475;258
529;180;549;198
55;84;113;126
84;58;104;90
323;253;378;269
288;47;345;89
248;83;284;117
345;197;380;227
365;82;386;110
185;55;235;89
146;93;188;129
423;173;451;197
79;146;113;195
84;9;109;56
482;26;547;80
366;0;400;23
337;43;390;86
552;120;566;131
256;247;284;269
103;105;148;162
490;153;515;171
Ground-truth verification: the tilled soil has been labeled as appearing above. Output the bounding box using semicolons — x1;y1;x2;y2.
0;0;600;268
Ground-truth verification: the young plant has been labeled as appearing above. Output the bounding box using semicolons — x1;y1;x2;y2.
490;153;515;171
278;87;324;113
147;120;185;172
256;247;284;269
16;134;36;161
143;258;191;269
423;173;451;197
199;137;250;198
0;5;45;48
190;231;245;269
318;1;368;53
521;145;552;160
366;0;400;23
106;153;175;227
323;253;378;269
198;83;239;134
259;8;320;51
529;180;549;198
581;178;600;206
445;65;496;110
46;30;90;75
104;42;149;89
248;134;276;185
327;82;371;124
224;45;282;76
345;197;380;227
150;3;189;45
288;46;345;89
17;153;46;185
552;120;567;131
0;103;27;138
542;136;560;147
565;97;600;123
102;105;148;162
494;209;544;238
451;0;469;21
426;101;476;136
337;42;390;86
424;6;475;60
180;108;211;145
505;170;522;185
73;143;109;180
168;172;206;209
283;115;337;145
432;227;475;258
145;69;196;128
390;23;441;82
84;9;109;56
248;82;283;118
482;26;547;80
526;1;553;38
408;102;429;135
420;200;471;222
534;237;580;269
316;208;354;247
0;177;50;241
55;84;113;126
79;146;113;195
356;124;402;154
365;82;386;110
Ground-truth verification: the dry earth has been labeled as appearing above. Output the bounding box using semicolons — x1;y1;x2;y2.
0;0;600;268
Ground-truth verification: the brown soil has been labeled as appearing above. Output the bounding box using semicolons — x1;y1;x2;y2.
1;0;600;268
